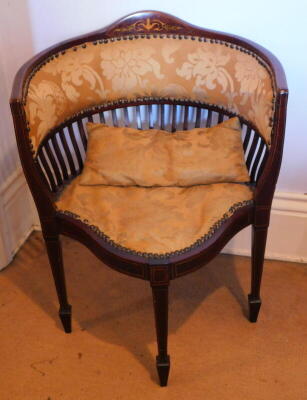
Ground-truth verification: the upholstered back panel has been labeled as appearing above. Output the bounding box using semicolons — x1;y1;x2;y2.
25;36;275;152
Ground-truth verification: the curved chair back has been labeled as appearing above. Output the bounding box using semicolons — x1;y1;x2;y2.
11;11;288;210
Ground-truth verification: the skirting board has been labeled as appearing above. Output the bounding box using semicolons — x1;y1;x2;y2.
1;169;306;269
223;192;307;263
0;168;37;270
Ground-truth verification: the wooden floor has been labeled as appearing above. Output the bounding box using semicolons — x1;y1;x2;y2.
1;231;306;399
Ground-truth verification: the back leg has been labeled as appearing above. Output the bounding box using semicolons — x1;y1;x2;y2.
44;234;72;333
248;224;268;322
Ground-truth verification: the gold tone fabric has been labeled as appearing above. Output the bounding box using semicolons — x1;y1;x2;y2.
80;117;250;187
56;177;253;254
25;37;274;152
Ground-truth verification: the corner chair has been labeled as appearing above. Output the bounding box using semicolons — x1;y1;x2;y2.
10;11;288;386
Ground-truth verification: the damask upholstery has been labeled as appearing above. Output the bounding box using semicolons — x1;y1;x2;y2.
56;177;253;256
25;37;275;152
80;117;250;187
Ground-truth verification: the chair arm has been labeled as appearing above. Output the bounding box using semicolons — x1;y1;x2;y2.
10;99;55;217
254;89;288;206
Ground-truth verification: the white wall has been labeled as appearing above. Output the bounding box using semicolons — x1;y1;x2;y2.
0;0;306;267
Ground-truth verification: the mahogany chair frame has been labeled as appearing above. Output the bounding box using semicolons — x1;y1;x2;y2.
10;11;288;386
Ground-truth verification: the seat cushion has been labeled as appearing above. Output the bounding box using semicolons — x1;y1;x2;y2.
79;117;250;187
56;177;253;256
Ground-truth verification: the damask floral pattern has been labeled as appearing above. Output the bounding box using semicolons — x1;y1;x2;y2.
44;51;108;102
248;82;273;138
176;47;234;95
159;83;188;97
161;41;181;64
100;42;164;93
235;53;267;95
24;37;275;153
27;80;66;148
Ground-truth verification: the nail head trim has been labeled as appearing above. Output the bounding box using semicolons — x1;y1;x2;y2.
56;199;253;260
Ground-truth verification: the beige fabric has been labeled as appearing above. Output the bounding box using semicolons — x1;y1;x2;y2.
56;177;253;254
80;117;249;187
24;37;274;152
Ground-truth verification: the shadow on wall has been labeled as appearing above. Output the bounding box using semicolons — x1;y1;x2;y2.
8;232;249;384
0;0;35;184
0;0;35;268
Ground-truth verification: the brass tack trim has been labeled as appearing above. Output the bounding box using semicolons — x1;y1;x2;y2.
56;199;253;259
23;33;276;153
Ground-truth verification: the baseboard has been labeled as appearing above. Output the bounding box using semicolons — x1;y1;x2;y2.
0;168;37;270
223;191;307;263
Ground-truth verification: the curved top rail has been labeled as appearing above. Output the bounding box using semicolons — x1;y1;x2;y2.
11;10;287;103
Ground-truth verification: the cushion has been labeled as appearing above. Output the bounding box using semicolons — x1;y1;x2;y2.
56;177;253;255
79;117;250;187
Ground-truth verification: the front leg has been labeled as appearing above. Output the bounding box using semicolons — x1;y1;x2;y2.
150;266;170;387
44;233;72;333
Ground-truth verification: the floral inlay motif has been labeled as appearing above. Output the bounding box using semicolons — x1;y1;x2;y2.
113;18;183;33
